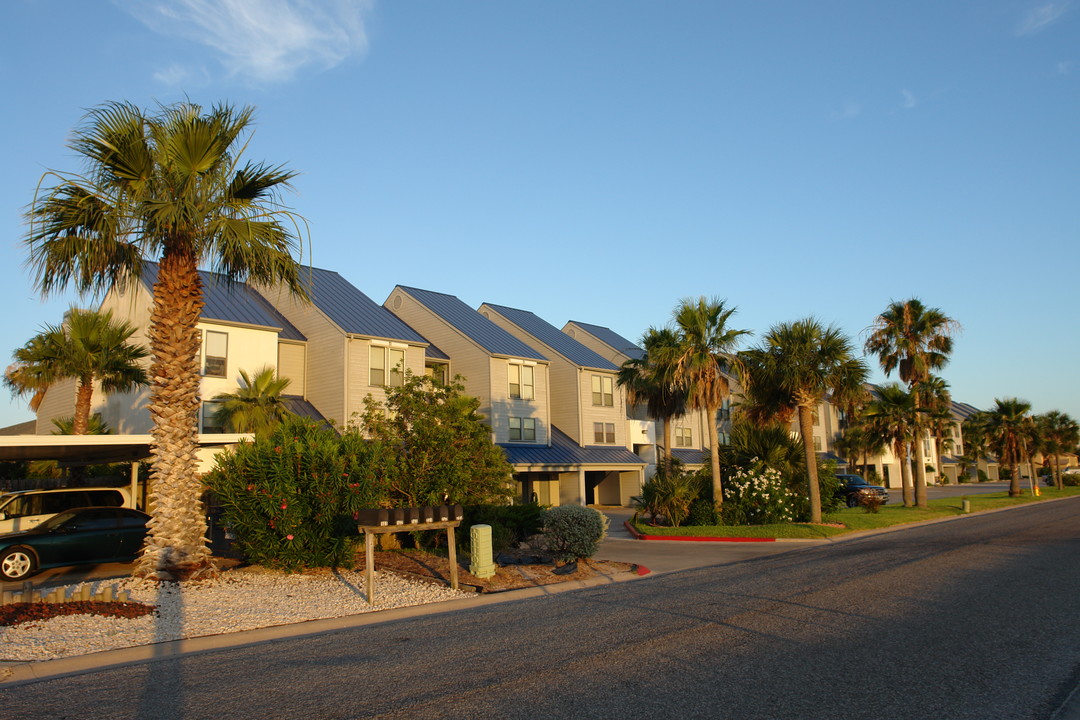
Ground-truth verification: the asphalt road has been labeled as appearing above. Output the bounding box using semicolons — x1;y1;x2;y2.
3;498;1079;720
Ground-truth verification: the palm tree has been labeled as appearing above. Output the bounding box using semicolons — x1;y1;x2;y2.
739;318;869;522
52;413;112;435
25;101;308;580
617;327;687;473
211;366;293;434
982;398;1032;497
4;308;147;434
960;412;991;482
918;375;953;482
864;384;917;507
865;298;959;508
668;297;749;511
1038;411;1080;489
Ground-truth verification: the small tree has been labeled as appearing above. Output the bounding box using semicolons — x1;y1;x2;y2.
358;372;514;507
212;366;294;433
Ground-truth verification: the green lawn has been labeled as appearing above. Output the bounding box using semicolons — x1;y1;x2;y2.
630;486;1080;539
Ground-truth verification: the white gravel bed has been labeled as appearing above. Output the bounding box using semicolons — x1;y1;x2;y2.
0;568;472;663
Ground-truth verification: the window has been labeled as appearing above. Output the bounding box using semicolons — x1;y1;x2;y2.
202;401;226;434
425;362;447;385
371;346;406;387
675;427;692;447
509;416;536;442
813;436;823;452
509;363;534;400
593;422;616;444
592;375;614;407
203;331;228;377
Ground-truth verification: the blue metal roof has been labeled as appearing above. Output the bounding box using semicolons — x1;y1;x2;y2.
396;286;546;361
499;426;645;467
566;321;644;361
281;396;328;423
484;305;618;371
424;343;450;361
141;262;305;341
671;448;708;466
298;268;427;343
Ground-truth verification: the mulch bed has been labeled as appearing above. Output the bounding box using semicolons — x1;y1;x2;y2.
362;550;636;593
0;601;155;627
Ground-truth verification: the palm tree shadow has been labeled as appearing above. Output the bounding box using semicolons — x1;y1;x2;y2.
134;579;184;719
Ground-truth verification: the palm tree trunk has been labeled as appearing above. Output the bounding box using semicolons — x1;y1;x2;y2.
896;441;913;507
913;433;928;508
661;416;673;474
73;377;94;435
134;249;216;580
707;402;723;510
798;404;822;523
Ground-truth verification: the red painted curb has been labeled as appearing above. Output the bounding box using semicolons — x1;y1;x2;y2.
634;564;651;576
623;519;777;543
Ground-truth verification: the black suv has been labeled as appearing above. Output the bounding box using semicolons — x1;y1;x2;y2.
834;474;889;508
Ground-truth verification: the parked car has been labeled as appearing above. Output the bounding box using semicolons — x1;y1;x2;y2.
834;474;889;508
0;507;149;581
0;486;133;535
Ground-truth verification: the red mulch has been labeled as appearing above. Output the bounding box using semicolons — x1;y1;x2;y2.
0;601;155;627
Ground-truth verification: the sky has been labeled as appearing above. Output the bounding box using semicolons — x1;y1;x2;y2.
0;1;1077;428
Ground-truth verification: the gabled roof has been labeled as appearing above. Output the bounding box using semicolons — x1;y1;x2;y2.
951;401;983;421
566;321;644;361
395;286;546;361
499;426;645;467
484;305;618;371
296;268;427;343
141;262;305;341
424;343;450;361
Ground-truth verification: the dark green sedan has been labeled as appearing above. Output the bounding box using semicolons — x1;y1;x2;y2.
0;507;149;581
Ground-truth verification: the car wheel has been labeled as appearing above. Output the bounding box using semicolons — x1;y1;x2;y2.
1;547;37;581
846;494;858;508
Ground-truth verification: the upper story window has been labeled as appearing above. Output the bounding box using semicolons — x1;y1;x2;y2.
203;331;228;378
371;345;406;387
592;375;614;407
813;435;823;452
509;416;536;442
674;427;692;447
593;422;616;444
509;362;534;400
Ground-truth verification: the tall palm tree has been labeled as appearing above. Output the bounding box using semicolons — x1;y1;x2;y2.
864;383;917;507
4;308;147;434
865;298;959;508
918;375;953;482
960;412;991;482
982;398;1032;497
211;366;293;434
739;318;869;522
668;297;749;510
617;327;688;473
1038;410;1079;489
25;101;308;580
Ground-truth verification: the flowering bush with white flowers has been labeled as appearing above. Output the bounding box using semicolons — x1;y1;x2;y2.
721;463;798;525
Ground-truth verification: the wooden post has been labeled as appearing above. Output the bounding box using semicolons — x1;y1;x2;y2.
365;529;375;605
447;525;459;590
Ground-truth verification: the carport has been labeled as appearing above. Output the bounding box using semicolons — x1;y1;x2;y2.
0;434;252;508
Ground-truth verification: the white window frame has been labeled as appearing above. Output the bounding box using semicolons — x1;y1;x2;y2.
509;416;536;443
203;330;228;378
201;400;226;434
592;375;614;407
675;427;692;447
370;345;406;387
509;362;534;400
593;422;616;444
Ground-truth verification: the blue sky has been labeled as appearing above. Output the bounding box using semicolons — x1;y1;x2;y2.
1;1;1077;428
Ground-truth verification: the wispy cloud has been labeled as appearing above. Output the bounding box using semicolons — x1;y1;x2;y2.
1016;2;1070;36
1059;60;1074;74
900;89;917;109
117;0;371;84
830;101;862;121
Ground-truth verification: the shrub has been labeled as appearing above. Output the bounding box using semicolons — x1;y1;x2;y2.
978;469;990;483
205;416;391;571
1063;472;1080;487
633;462;701;527
542;505;608;562
461;503;545;554
859;493;886;513
686;497;719;526
720;465;797;526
